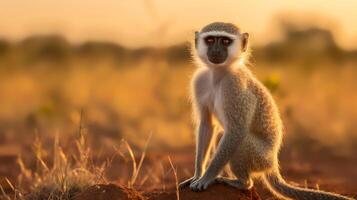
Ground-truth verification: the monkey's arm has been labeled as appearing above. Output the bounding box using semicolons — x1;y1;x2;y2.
180;105;213;188
190;84;256;191
194;107;213;177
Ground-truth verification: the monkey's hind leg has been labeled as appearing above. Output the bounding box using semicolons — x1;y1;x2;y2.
216;156;254;190
219;138;269;190
215;177;253;190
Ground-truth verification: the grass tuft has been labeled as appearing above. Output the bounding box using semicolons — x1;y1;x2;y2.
16;114;107;200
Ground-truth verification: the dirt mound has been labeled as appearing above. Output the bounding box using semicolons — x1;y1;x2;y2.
72;183;261;200
73;184;146;200
147;184;261;200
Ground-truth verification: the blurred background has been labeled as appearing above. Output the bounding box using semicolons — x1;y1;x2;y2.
0;0;356;196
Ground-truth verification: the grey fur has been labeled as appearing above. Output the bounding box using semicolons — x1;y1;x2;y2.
201;22;240;35
180;23;354;200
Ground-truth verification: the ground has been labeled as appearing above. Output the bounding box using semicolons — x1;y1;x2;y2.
0;143;356;200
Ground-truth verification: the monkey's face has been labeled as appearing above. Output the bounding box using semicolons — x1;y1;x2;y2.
204;36;231;64
195;32;249;67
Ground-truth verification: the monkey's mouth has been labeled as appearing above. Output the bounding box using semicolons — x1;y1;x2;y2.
208;55;227;64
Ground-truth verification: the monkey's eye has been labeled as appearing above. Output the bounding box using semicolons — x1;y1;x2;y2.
205;37;215;45
222;37;232;45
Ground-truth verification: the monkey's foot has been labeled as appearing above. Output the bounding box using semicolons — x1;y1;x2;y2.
179;176;199;189
189;176;215;192
215;177;253;190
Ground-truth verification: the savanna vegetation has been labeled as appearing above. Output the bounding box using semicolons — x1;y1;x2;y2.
0;22;356;199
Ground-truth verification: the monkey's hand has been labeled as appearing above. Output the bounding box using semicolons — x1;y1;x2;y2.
179;176;199;189
189;175;215;191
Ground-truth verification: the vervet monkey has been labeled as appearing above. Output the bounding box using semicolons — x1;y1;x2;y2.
179;22;353;200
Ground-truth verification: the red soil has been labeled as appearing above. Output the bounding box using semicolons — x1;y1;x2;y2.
147;184;261;200
73;183;261;200
73;184;146;200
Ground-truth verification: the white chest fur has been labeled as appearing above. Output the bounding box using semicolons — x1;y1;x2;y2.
196;73;226;127
212;85;225;127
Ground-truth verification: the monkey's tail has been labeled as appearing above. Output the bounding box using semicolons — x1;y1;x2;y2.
262;168;354;200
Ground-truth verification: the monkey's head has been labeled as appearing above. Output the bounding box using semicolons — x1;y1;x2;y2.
194;22;249;67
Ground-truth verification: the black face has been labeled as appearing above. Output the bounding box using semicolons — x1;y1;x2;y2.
204;36;233;64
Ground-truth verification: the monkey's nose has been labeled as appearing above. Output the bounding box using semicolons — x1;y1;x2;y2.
208;53;226;64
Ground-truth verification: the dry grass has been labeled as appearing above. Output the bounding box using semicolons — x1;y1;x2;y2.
19;132;107;200
0;178;18;200
118;133;152;188
167;156;179;200
0;113;158;200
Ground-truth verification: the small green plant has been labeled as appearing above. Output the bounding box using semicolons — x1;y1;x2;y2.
263;73;281;93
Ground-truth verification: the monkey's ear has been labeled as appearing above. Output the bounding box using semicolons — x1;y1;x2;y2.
194;31;199;49
241;32;249;52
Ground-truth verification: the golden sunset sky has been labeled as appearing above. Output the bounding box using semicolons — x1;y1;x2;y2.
0;0;356;49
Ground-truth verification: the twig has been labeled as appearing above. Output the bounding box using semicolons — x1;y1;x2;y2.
168;156;180;200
